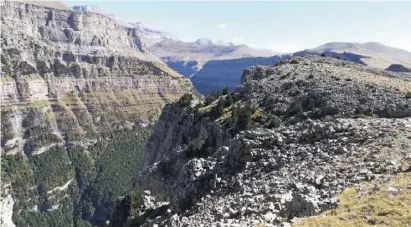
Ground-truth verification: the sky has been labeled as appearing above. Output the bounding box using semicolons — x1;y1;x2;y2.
66;1;411;53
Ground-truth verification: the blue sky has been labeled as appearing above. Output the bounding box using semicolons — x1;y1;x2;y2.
66;1;411;52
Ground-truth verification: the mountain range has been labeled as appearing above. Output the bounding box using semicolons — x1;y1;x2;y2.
156;39;411;95
298;42;411;70
1;2;410;227
69;5;411;95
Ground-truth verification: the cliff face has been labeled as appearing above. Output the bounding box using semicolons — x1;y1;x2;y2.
116;56;411;226
0;1;194;226
1;1;192;154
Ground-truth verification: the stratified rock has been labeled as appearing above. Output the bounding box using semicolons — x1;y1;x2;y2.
0;1;195;155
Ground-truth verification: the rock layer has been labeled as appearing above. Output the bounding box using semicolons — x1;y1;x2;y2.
0;1;194;226
1;1;193;155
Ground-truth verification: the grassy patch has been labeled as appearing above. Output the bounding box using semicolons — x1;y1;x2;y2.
0;76;14;83
294;173;411;227
28;100;50;108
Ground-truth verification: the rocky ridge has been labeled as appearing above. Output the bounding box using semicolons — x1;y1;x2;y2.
297;42;411;74
113;56;411;226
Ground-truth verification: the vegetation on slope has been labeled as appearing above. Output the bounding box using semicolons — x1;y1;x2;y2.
295;173;411;227
1;127;152;227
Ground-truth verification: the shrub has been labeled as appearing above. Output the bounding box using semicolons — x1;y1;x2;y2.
290;59;299;64
265;114;280;128
221;86;229;95
179;93;193;107
130;190;144;214
275;61;286;66
225;93;234;107
406;92;411;99
236;102;253;131
205;91;218;105
211;98;225;118
230;105;238;126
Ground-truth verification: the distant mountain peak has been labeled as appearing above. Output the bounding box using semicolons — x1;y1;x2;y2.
299;41;411;70
314;42;358;51
195;38;214;45
216;40;235;46
71;5;113;17
193;39;237;47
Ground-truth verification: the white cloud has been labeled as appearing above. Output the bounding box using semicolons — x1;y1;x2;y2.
219;23;226;29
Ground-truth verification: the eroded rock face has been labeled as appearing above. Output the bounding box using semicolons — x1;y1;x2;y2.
0;183;15;227
129;56;411;226
0;2;194;226
1;1;194;155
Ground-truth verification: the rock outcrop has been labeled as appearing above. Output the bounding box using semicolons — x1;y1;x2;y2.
116;56;411;226
0;1;194;226
386;63;411;73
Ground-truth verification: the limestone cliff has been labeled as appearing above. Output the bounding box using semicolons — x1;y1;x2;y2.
0;1;194;226
0;0;193;155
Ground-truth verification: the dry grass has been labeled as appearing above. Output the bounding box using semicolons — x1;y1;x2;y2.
27;100;49;108
294;173;411;227
153;62;184;79
356;73;411;93
0;76;13;83
44;110;57;125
